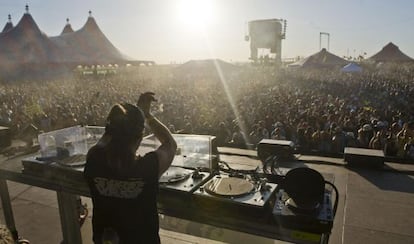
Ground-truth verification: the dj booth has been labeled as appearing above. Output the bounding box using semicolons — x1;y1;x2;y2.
0;127;337;244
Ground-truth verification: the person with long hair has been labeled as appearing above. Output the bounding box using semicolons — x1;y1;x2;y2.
84;92;177;244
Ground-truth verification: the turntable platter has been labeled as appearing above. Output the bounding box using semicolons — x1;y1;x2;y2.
159;166;191;183
204;177;255;197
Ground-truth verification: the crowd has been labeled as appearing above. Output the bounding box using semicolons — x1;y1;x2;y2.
1;64;414;159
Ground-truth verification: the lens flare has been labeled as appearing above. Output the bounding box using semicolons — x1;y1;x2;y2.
176;0;214;31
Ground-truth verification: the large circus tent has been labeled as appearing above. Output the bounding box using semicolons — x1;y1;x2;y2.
0;7;152;80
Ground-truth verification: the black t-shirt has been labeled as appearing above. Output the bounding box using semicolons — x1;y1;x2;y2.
84;145;160;244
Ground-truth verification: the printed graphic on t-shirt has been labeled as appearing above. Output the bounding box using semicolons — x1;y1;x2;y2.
93;177;144;199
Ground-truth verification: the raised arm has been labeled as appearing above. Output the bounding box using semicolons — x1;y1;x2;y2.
137;92;177;177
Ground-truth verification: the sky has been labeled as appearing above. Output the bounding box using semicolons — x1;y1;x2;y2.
1;0;414;64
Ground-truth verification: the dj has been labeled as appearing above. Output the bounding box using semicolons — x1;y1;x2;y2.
84;92;177;244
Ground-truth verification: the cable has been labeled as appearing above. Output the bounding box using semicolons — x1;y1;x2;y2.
262;155;277;174
324;181;339;219
218;161;258;175
320;181;339;244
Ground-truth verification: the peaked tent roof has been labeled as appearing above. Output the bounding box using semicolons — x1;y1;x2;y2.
0;13;60;66
50;15;133;64
368;42;413;62
60;18;74;35
1;21;13;33
0;9;144;69
288;48;348;68
1;15;13;33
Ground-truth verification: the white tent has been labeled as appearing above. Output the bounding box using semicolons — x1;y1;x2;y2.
341;63;362;73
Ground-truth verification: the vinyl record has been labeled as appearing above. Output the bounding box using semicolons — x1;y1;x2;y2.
204;177;255;197
159;166;191;183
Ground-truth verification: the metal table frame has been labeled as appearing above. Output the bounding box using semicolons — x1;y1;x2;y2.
0;155;87;243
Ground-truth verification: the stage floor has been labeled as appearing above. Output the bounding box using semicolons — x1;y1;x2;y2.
1;147;414;243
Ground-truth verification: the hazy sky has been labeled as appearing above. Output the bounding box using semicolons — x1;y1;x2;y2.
1;0;414;64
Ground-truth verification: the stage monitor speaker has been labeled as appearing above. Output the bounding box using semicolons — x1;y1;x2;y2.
0;126;11;148
257;139;295;162
344;147;384;168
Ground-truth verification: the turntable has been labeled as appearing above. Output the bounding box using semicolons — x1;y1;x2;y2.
139;134;217;194
193;174;277;208
159;166;210;193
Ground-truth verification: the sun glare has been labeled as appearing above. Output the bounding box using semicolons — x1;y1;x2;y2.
176;0;214;31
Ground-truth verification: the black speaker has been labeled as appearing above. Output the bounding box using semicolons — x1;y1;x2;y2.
257;139;295;162
0;126;11;148
344;147;384;168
